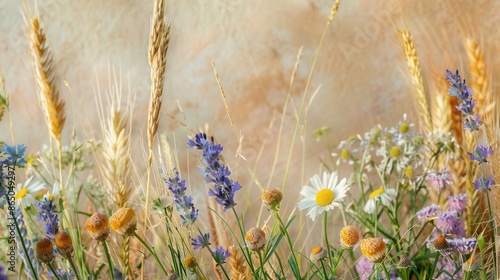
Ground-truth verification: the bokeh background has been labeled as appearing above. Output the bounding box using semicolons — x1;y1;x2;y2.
1;0;499;229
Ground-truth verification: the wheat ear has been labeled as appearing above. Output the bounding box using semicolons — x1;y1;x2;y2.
29;17;65;143
398;30;432;135
466;38;493;118
228;245;249;280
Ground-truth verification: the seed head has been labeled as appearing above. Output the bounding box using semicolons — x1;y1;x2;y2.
245;227;267;251
339;225;360;248
309;246;327;262
184;256;197;270
360;237;386;263
261;188;283;210
85;212;110;241
433;235;450;251
36;237;54;263
109;207;137;235
55;231;74;257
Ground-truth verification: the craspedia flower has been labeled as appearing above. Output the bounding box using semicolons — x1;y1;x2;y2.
339;225;360;248
36;237;54;263
261;188;283;210
85;212;110;241
245;227;267;251
55;231;73;258
298;171;350;221
309;246;327;262
184;256;197;270
433;235;450;252
109;207;137;235
360;237;386;263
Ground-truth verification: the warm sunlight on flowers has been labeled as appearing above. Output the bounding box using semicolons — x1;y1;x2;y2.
298;171;349;221
14;176;46;207
364;188;397;214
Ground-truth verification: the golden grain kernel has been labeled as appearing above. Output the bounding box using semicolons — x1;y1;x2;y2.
340;225;360;248
55;231;73;257
36;237;54;263
109;207;137;235
184;256;197;270
309;246;327;262
261;188;283;210
245;227;267;251
360;237;386;263
85;212;110;241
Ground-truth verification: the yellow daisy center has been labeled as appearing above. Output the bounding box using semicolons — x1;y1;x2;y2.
15;188;29;200
311;246;323;254
369;188;385;199
48;193;54;200
399;123;409;134
390;146;401;157
340;149;350;159
405;166;413;177
316;189;335;206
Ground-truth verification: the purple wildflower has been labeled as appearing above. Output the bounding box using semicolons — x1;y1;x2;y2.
436;210;464;236
188;133;242;211
437;258;462;280
211;246;231;265
445;70;472;102
355;256;373;280
1;144;27;166
464;114;482;131
35;197;60;241
426;169;452;193
448;194;467;214
474;175;495;191
456;99;477;116
48;268;75;280
191;233;210;250
468;145;493;164
12;208;42;278
0;266;7;280
416;204;441;221
180;207;199;226
165;170;198;225
448;237;477;254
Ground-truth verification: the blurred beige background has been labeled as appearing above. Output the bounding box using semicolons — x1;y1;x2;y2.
1;0;499;222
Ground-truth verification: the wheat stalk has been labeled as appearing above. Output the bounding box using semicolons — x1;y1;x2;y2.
147;0;170;150
228;245;248;280
398;29;432;135
29;17;65;144
466;38;493;118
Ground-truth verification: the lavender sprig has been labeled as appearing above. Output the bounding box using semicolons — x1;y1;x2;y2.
35;197;60;241
165;170;199;226
12;208;41;279
188;133;242;211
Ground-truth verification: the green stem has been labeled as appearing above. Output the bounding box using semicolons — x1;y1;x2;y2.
274;211;299;269
47;262;63;280
257;250;267;280
102;241;115;280
485;191;498;278
67;257;82;280
380;262;391;280
319;260;329;280
323;212;334;272
132;232;169;277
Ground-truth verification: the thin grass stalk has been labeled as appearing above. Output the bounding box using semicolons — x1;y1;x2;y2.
398;29;432;135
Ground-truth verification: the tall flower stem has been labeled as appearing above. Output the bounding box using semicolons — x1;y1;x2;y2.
257;250;267;280
230;208;257;275
47;262;63;280
485;191;498;278
66;257;82;280
132;232;169;277
102;241;115;280
273;211;299;272
323;212;334;273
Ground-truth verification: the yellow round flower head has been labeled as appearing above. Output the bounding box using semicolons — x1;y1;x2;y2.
36;237;54;263
184;256;197;270
339;225;360;249
309;246;327;262
245;227;267;251
85;212;110;241
109;207;137;235
360;237;386;263
55;231;74;258
261;188;283;210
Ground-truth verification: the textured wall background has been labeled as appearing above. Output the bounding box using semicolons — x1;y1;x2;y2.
1;0;499;216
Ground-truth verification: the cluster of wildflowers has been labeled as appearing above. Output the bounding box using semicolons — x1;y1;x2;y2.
188;133;242;211
164;169;198;226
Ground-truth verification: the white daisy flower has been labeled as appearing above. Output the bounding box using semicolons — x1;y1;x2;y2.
364;188;397;214
298;171;350;221
44;182;61;201
14;176;46;207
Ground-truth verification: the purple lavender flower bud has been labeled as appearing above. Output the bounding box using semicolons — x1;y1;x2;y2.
464;114;482;131
474;175;495;191
448;194;467;214
35;197;60;241
468;145;493;164
445;69;472;102
211;246;231;265
191;233;210;250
